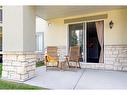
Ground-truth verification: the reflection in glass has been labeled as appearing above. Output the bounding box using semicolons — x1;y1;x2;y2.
69;23;83;62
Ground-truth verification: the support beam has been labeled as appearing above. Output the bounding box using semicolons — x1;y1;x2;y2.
2;6;36;81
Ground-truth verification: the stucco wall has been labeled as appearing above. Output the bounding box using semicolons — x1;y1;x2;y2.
44;8;127;48
104;8;127;45
3;6;36;52
36;17;48;33
23;6;36;52
3;6;23;51
44;18;67;47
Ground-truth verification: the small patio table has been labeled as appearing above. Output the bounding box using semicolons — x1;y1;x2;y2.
59;59;67;70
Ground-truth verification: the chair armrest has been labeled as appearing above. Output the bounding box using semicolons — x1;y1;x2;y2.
44;55;48;62
65;55;69;57
64;55;69;58
64;55;69;61
44;53;48;62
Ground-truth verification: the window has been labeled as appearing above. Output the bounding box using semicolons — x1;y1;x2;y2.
36;32;44;52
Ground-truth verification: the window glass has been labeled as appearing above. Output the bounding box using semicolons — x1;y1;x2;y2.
69;23;84;62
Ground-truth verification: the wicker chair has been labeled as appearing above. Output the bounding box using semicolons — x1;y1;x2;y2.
44;46;59;71
65;46;81;68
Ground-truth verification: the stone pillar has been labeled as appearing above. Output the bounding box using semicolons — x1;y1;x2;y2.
2;6;36;81
2;52;36;81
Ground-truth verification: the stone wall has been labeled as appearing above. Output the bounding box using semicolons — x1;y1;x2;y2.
2;52;36;82
81;45;127;71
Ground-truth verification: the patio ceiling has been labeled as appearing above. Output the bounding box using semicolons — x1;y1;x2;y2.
36;6;126;20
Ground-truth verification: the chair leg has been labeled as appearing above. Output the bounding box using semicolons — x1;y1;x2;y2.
75;62;77;68
76;62;79;68
57;61;61;70
78;61;81;68
57;61;59;67
46;62;48;71
67;61;70;68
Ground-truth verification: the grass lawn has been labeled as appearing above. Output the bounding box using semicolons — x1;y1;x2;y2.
0;79;45;90
0;63;46;90
0;63;2;77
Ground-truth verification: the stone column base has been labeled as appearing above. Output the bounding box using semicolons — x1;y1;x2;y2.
2;52;36;82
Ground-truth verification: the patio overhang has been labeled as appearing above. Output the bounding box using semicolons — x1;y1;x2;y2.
35;6;127;73
35;6;125;20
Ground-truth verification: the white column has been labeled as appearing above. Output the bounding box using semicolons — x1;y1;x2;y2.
2;6;36;81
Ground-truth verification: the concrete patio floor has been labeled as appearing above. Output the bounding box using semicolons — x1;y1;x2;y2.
24;66;127;89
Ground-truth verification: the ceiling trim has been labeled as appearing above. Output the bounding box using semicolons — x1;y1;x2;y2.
64;14;108;23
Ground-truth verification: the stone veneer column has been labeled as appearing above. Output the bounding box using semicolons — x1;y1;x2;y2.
2;52;36;81
2;6;36;81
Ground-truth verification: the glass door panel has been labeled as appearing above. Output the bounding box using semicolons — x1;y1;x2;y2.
86;22;101;63
69;23;84;62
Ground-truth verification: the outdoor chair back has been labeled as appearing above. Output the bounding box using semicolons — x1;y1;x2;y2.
45;46;59;71
66;46;81;68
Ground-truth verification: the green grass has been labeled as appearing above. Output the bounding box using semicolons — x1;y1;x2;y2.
0;79;46;90
36;61;45;67
0;64;2;77
0;63;47;90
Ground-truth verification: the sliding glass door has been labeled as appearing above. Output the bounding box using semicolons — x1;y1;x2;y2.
68;20;104;63
86;22;101;63
69;23;84;62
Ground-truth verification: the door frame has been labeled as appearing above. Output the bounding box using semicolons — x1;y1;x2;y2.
67;19;104;63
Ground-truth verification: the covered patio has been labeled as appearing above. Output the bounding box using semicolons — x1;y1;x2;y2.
24;66;127;89
1;6;127;84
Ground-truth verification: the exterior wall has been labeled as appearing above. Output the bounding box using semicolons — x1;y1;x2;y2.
104;8;127;45
44;18;67;48
23;6;36;52
36;17;48;61
3;6;23;51
44;18;68;57
36;16;48;33
3;6;36;52
81;45;127;71
2;6;36;81
104;45;127;70
45;8;127;46
44;8;127;71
